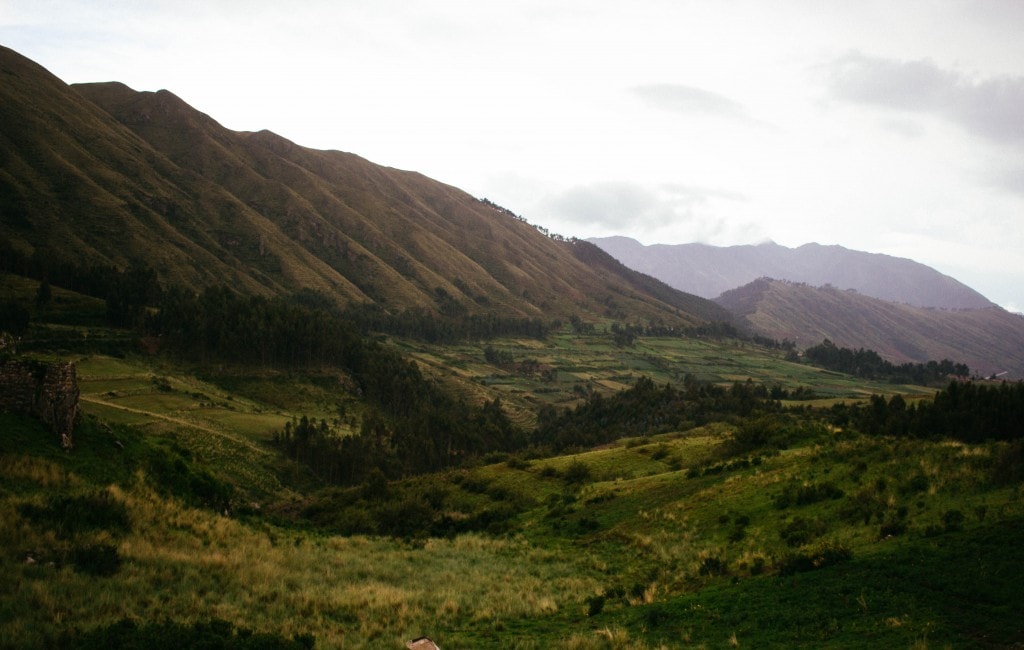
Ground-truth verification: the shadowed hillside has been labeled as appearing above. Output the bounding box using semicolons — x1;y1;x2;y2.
717;278;1024;378
0;45;731;327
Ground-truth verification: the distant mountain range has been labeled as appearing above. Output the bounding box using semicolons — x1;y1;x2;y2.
588;236;993;310
716;278;1024;378
588;237;1024;378
0;45;730;327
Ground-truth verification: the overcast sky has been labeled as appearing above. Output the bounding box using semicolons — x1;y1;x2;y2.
3;1;1023;311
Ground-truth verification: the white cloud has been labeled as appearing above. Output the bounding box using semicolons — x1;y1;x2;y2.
538;182;759;244
631;84;757;123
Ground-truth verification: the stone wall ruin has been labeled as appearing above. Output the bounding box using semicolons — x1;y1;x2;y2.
0;358;80;448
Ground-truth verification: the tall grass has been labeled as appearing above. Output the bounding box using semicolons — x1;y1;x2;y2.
2;477;601;648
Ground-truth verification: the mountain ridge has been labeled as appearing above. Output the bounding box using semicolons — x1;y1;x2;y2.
0;45;732;327
589;236;993;310
716;277;1024;378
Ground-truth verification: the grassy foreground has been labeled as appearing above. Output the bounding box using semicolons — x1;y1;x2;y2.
1;345;1022;648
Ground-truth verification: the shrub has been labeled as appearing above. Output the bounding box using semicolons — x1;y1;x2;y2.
539;465;560;479
780;517;827;547
774;481;845;509
749;556;766;575
699;555;729;576
505;457;531;470
586;594;606;617
70;543;122;576
19;490;130;538
733;415;787;450
942;509;965;532
879;520;907;538
992;440;1024;485
777;541;852;575
575;515;600;533
375;496;434;537
839;487;884;526
901;473;930;494
562;460;591;485
63;618;314;649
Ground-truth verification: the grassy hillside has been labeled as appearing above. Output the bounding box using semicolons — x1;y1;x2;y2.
3;286;1020;648
3;353;1022;647
0;44;732;328
717;278;1024;379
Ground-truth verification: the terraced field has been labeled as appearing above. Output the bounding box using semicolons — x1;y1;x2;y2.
397;330;935;429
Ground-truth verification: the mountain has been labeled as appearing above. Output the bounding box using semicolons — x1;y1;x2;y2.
716;278;1024;378
589;236;993;310
0;45;731;327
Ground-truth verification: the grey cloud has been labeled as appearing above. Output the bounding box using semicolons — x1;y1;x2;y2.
542;182;749;238
879;118;926;139
544;182;664;229
631;84;764;126
987;165;1024;197
826;52;1024;145
661;182;749;203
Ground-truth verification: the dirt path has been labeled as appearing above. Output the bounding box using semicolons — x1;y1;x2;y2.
79;396;274;458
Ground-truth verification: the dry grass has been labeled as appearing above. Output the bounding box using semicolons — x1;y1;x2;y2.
2;477;601;648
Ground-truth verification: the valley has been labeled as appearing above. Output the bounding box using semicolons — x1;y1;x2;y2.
1;43;1023;649
3;299;1022;647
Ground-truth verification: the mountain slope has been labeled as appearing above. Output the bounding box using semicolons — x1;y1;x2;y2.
717;278;1024;377
0;45;731;326
590;236;993;310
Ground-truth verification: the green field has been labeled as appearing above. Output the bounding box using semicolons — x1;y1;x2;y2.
396;329;933;429
2;335;1020;648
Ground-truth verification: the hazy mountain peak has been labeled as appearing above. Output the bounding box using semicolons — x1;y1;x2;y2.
588;237;993;310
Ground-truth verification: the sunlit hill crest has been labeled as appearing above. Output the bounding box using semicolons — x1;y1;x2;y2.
0;45;730;328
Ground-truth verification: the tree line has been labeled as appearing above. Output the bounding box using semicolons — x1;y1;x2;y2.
272;395;523;485
0;237;161;331
804;339;969;384
533;376;783;451
0;239;553;344
832;380;1024;443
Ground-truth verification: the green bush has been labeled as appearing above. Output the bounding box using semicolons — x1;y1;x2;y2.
992;440;1024;485
586;594;605;617
699;556;729;576
20;490;130;538
943;509;965;532
777;542;852;575
879;520;907;538
774;481;845;509
60;618;314;649
562;460;592;485
70;543;122;576
780;516;827;547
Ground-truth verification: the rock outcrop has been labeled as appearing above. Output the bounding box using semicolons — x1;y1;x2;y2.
0;358;80;448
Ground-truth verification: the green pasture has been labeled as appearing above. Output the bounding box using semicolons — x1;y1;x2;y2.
396;331;933;429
